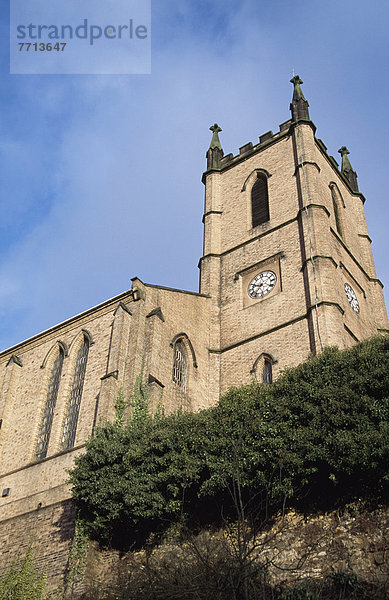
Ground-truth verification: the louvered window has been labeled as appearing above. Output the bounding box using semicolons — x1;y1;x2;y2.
35;348;64;460
251;175;269;228
262;358;272;384
330;185;343;238
172;341;187;391
61;336;89;450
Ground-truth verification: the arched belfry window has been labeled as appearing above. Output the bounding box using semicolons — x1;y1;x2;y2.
329;183;344;238
172;340;187;391
61;335;89;450
35;346;64;460
251;174;269;228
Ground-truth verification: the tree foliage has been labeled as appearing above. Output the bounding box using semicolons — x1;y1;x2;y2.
69;336;389;548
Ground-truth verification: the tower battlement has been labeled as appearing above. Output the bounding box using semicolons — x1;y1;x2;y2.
0;77;387;593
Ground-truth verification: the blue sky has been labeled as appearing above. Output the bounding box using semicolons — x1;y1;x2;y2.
1;0;388;351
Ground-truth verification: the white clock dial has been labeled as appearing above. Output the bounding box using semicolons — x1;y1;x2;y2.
248;270;277;299
344;283;360;313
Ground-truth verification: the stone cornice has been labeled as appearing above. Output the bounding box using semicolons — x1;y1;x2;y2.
208;313;308;354
0;444;86;479
0;291;132;361
301;255;338;271
234;252;284;280
339;262;366;298
315;137;366;203
199;217;298;266
299;203;331;218
208;300;345;355
202;210;223;223
131;277;209;298
330;228;384;287
344;324;359;342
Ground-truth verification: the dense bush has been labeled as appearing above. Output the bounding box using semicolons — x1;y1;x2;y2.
69;336;389;548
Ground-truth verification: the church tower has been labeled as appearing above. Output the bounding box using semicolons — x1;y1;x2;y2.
200;76;388;394
0;76;388;593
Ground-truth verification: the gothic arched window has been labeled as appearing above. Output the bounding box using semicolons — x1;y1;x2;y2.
172;340;187;391
35;347;64;460
262;357;273;384
251;174;269;228
61;335;89;450
251;353;275;384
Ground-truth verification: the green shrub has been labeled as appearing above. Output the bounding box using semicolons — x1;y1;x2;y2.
69;336;389;548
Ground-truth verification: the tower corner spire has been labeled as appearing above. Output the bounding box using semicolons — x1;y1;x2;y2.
338;146;359;192
206;123;224;170
290;75;310;122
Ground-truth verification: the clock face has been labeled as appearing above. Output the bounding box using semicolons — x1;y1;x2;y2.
248;270;277;299
344;283;360;313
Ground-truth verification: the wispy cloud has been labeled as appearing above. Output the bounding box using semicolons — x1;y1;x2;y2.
1;0;388;350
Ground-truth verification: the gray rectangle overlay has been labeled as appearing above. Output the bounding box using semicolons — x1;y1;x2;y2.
10;0;151;75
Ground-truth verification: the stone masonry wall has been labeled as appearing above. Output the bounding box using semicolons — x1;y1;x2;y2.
75;507;389;598
0;282;213;591
0;499;75;596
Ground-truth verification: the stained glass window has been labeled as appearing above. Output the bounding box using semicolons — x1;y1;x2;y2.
61;336;89;450
172;341;187;391
35;348;64;460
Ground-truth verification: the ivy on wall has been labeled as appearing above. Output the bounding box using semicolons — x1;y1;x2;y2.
0;545;48;600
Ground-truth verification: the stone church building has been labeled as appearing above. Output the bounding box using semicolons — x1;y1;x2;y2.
0;77;387;588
